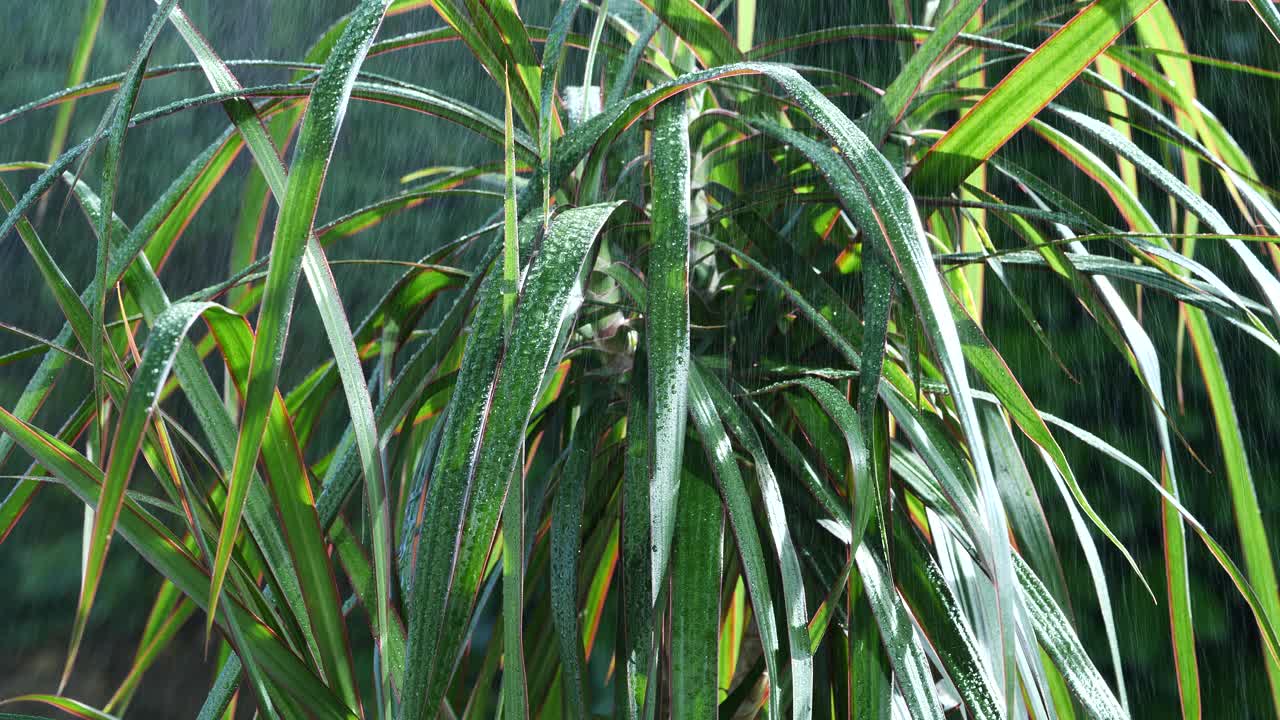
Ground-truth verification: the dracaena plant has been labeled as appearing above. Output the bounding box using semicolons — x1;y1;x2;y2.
2;0;1279;718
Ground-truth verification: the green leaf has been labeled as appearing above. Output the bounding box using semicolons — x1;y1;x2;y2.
909;0;1159;197
550;394;598;719
943;278;1152;701
642;0;742;67
576;0;608;132
687;366;782;720
1047;104;1280;334
311;255;488;579
861;0;984;143
208;8;392;712
753;110;1021;713
647;97;692;605
770;377;875;558
1017;556;1127;720
605;14;662;107
620;366;653;720
694;366;813;719
0;695;118;720
891;523;1002;720
429;0;540;130
1084;72;1280;684
500;93;532;718
539;0;580;221
505;69;521;323
0;406;356;718
207;304;364;716
43;0;107;172
856;250;894;440
978;405;1069;607
1183;317;1280;693
10;153;302;715
330;515;408;687
847;567;892;720
1029;117;1200;715
670;467;722;719
75;301;237;707
985;390;1280;678
856;545;944;720
61;157;327;712
1244;0;1280;43
401;203;621;720
81;24;182;656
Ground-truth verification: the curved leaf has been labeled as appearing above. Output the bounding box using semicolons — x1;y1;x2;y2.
647;97;692;607
208;9;392;711
401;202;621;720
687;366;783;720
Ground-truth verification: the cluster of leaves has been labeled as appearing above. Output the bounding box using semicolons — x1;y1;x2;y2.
2;0;1280;718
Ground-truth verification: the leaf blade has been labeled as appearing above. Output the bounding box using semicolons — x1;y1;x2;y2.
909;0;1158;197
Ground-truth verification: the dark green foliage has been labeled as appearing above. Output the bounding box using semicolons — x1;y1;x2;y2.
2;2;1280;719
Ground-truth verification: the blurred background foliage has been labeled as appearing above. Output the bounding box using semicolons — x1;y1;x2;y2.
2;1;1279;716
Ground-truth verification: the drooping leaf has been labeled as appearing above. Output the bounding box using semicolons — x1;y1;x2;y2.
855;545;944;720
890;523;1002;720
695;365;813;719
754;114;1021;713
687;366;783;720
1017;556;1127;720
646;97;692;606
